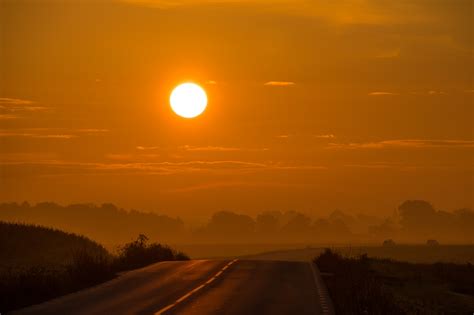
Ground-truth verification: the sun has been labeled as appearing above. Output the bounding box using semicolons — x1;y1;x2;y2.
170;83;208;118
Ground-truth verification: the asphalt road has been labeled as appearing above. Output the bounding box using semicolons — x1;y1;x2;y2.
13;260;332;315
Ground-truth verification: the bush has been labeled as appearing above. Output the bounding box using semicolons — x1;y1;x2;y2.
0;228;189;313
114;234;189;271
67;248;114;286
314;248;404;315
0;249;115;313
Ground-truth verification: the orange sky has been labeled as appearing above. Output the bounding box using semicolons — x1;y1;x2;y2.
1;0;473;220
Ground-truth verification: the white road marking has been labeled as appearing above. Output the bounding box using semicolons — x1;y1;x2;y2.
154;259;238;315
309;261;335;315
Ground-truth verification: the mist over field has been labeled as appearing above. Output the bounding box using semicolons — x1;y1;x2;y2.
1;200;472;248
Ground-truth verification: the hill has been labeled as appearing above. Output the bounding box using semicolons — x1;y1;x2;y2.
0;221;189;312
0;221;109;271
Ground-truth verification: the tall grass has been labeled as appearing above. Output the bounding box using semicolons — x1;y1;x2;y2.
314;249;404;315
114;234;189;271
314;248;474;314
0;222;189;313
0;249;115;313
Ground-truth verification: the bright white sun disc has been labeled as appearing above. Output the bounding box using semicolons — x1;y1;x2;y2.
170;83;207;118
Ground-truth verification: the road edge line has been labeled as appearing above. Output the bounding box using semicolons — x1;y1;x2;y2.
154;259;238;315
309;260;335;315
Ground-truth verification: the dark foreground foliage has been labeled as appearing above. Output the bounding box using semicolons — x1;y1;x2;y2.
114;234;189;271
0;250;114;313
0;222;189;313
314;248;474;315
315;249;404;315
0;221;110;268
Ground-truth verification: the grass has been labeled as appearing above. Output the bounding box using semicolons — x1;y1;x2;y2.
314;248;474;315
0;221;110;270
0;222;189;313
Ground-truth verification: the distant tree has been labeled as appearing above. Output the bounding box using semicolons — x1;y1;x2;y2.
203;211;255;240
256;213;279;235
281;212;311;237
398;200;437;235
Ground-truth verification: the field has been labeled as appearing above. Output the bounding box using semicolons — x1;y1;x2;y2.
0;222;188;313
240;244;474;263
315;249;474;315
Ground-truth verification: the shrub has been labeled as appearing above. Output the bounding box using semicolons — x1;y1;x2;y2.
314;248;404;315
114;234;189;271
0;227;189;313
67;248;114;287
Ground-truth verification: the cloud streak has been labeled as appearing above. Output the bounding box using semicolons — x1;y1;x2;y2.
264;81;295;87
0;98;47;112
136;146;160;151
0;132;77;139
0;128;108;139
368;92;399;96
0;98;35;105
0;114;18;120
314;134;335;139
2;158;326;177
179;145;268;152
328;139;474;149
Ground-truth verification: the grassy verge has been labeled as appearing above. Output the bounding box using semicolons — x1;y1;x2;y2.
0;230;189;313
314;249;474;314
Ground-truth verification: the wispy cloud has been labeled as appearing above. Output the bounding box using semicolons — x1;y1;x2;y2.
368;91;399;96
179;145;269;152
264;81;295;87
0;132;77;139
369;91;450;96
136;146;160;151
180;145;242;152
0;98;35;105
427;90;446;95
0;128;108;139
106;153;160;161
2;158;326;177
76;129;109;133
0;98;47;112
328;139;474;149
0;114;18;120
314;134;335;139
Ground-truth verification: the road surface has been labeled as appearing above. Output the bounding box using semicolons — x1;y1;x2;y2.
13;260;333;315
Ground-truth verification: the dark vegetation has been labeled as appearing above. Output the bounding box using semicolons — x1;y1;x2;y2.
113;234;189;271
314;249;474;315
0;222;188;313
0;200;472;246
0;221;110;269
